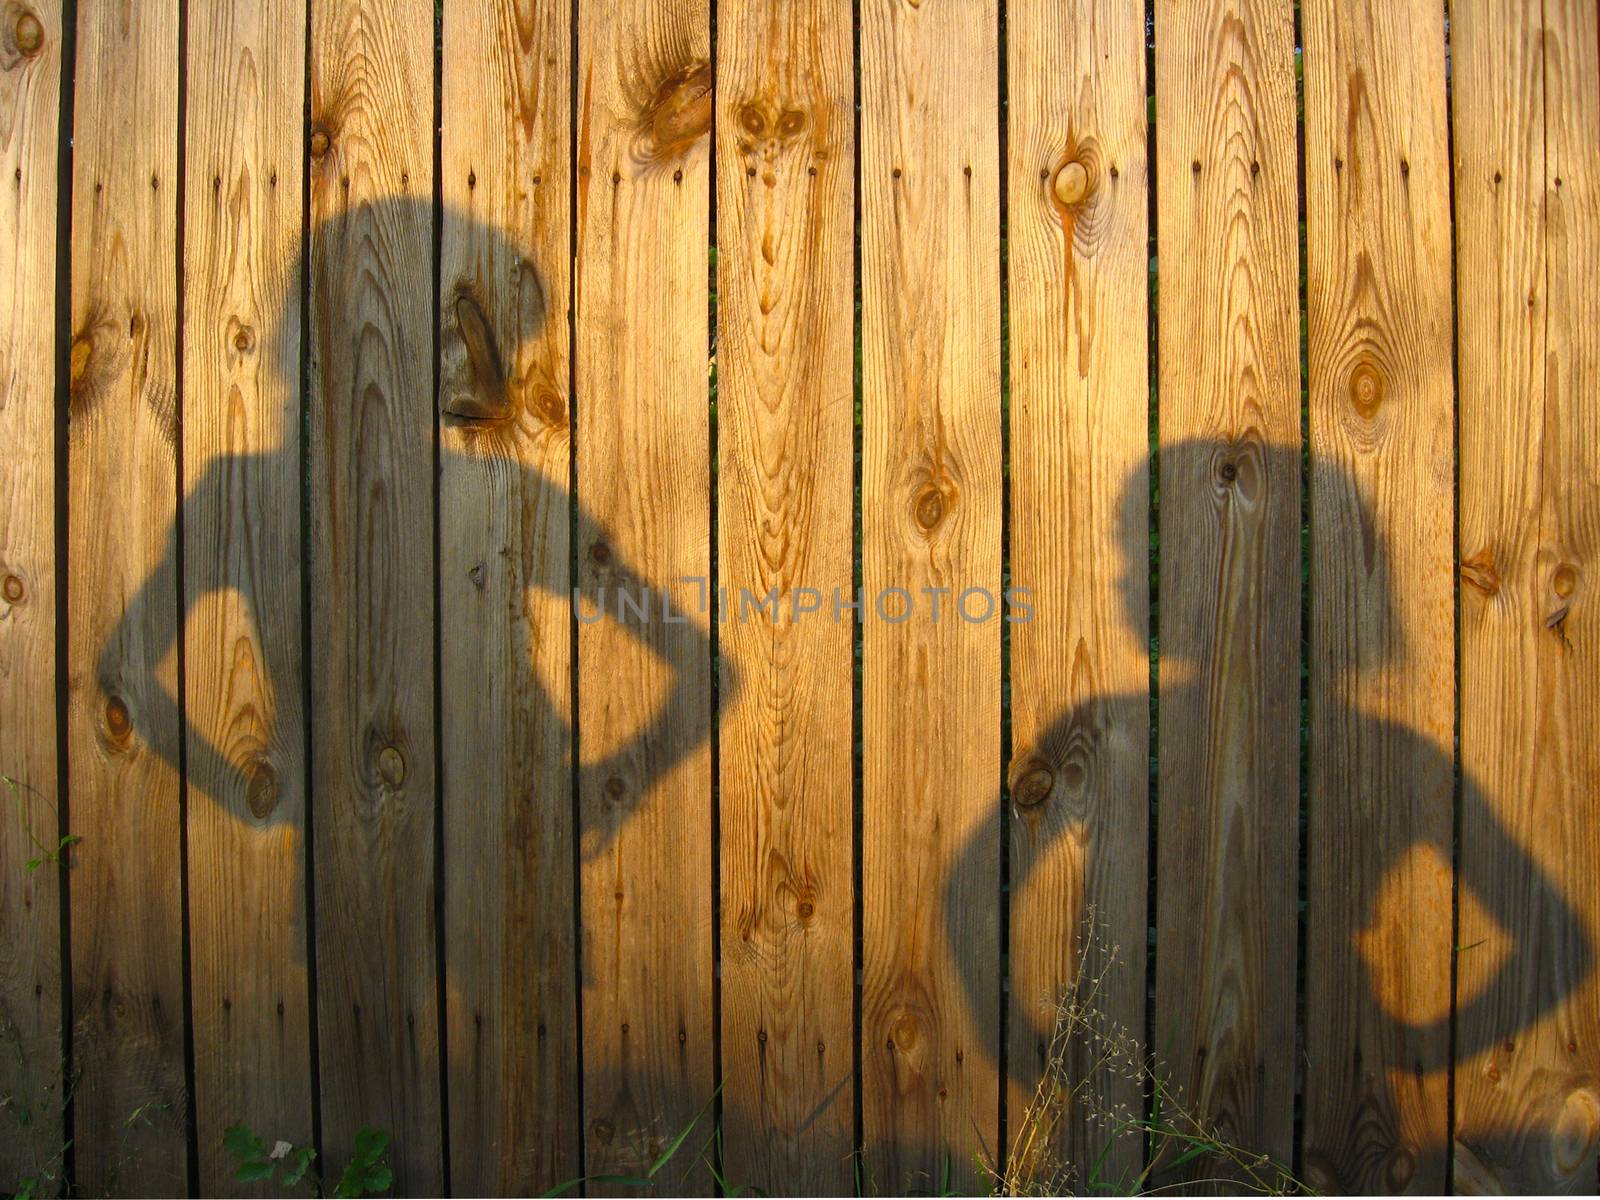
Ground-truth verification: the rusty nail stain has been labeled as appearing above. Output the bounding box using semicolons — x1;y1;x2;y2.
590;541;611;565
892;166;903;179
673;168;683;183
604;775;626;799
14;11;44;55
1553;564;1577;598
2;574;23;603
378;745;405;788
467;170;476;189
757;1029;768;1044
1053;160;1090;207
1108;164;1119;178
105;697;131;741
1350;361;1384;419
1191;159;1202;174
310;129;330;158
1251;159;1261;176
745;165;756;178
1014;765;1053;808
1493;170;1503;184
1400;158;1410;177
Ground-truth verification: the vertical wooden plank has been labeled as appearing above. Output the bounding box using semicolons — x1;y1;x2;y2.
0;0;62;1189
308;0;441;1188
715;1;855;1192
1152;0;1300;1174
1301;0;1455;1191
859;1;1001;1190
575;2;714;1192
182;2;312;1191
1452;0;1600;1190
439;0;577;1192
1004;0;1149;1184
67;0;188;1193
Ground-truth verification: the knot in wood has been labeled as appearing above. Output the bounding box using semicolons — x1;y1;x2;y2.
1013;765;1054;809
1052;160;1090;207
14;10;43;56
245;758;280;820
2;573;23;603
795;896;816;923
589;541;611;566
604;775;627;800
377;745;406;788
104;696;132;743
913;482;949;534
309;128;331;159
232;324;255;353
641;60;713;162
1460;550;1500;596
1218;459;1238;484
1553;563;1577;598
1350;360;1384;419
891;1014;920;1051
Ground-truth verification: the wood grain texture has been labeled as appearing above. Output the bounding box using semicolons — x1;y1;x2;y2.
182;3;313;1191
1301;0;1455;1191
0;0;61;1188
1452;0;1600;1190
575;1;715;1192
439;0;577;1192
67;1;189;1192
859;1;1001;1190
1152;0;1299;1176
715;2;855;1193
308;0;441;1189
1003;0;1149;1184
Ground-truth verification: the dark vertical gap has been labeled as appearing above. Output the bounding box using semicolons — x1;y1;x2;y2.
1291;0;1311;1182
565;0;587;1189
172;3;199;1191
994;0;1012;1181
848;0;865;1190
1141;0;1161;1158
566;0;587;1192
707;2;724;1193
299;0;324;1169
428;0;450;1191
1443;0;1469;1189
53;2;78;1191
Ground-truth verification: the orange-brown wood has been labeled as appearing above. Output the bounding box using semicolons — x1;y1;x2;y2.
1452;0;1600;1189
309;0;442;1188
182;1;313;1192
715;1;856;1193
439;0;578;1192
1302;0;1455;1190
1005;0;1150;1185
0;0;63;1189
575;1;716;1192
1153;0;1300;1177
67;0;189;1192
859;1;1002;1190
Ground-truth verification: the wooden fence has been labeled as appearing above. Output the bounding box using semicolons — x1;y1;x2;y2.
1;0;1596;1195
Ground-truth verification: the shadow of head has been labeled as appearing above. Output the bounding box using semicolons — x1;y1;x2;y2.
261;195;561;449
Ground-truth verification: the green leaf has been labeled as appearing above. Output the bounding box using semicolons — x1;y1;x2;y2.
647;1081;723;1178
351;1126;388;1167
224;1122;267;1163
282;1146;316;1186
234;1161;276;1183
365;1164;393;1192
